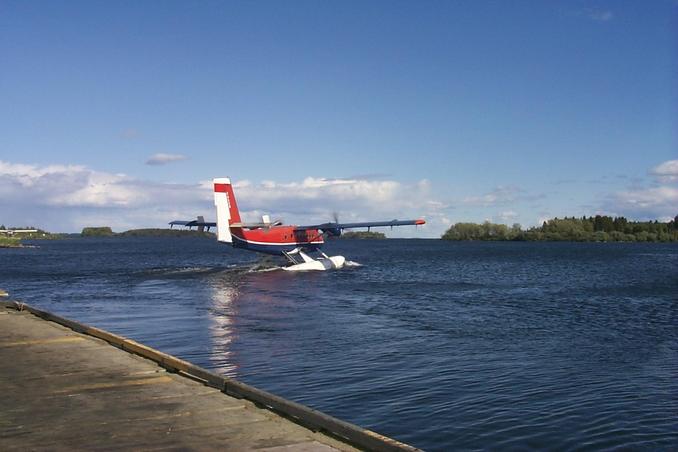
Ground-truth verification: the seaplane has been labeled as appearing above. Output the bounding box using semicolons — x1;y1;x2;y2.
170;177;425;271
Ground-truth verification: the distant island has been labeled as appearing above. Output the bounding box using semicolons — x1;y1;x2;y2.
81;227;215;238
81;227;115;237
119;228;215;238
4;216;677;246
339;231;386;239
442;215;678;242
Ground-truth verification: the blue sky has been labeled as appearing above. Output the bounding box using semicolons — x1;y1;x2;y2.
1;0;676;235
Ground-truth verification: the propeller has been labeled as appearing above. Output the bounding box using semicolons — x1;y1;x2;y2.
307;212;343;242
325;211;342;237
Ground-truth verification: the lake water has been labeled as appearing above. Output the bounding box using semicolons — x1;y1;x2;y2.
2;238;677;450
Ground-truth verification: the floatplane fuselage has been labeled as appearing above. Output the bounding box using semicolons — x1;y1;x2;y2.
171;178;425;271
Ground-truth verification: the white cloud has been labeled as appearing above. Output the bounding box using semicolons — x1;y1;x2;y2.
0;160;208;231
576;8;613;22
145;153;187;166
231;177;405;211
597;160;678;221
0;160;204;208
0;160;444;236
588;9;613;21
650;159;678;182
496;210;518;223
607;186;678;220
224;177;439;237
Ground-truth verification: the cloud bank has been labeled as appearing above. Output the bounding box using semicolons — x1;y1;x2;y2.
601;160;678;221
650;159;678;182
6;158;673;236
0;161;441;236
607;186;678;221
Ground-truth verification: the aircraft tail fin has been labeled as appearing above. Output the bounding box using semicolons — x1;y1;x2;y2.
213;177;241;243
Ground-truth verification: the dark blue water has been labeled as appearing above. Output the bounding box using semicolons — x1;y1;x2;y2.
2;238;677;450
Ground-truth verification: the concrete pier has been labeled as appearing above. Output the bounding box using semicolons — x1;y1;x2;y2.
0;301;418;451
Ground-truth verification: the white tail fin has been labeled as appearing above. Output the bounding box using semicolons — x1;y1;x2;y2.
213;177;233;243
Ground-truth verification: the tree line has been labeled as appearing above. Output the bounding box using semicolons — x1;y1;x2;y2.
442;215;678;242
80;227;214;238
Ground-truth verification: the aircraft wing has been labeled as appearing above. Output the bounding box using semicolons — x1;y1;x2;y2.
169;220;217;228
295;219;425;232
169;220;283;229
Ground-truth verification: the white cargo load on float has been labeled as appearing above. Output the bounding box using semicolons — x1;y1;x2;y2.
282;248;345;271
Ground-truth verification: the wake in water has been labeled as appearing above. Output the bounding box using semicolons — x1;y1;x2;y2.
143;266;224;277
140;255;363;278
140;263;279;278
141;264;247;279
247;256;284;273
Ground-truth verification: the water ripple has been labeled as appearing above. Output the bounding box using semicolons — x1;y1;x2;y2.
3;238;677;450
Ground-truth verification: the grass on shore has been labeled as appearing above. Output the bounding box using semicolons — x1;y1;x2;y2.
0;236;22;248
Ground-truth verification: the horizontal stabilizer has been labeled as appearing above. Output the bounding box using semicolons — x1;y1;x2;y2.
169;220;284;230
230;220;284;229
169;220;217;228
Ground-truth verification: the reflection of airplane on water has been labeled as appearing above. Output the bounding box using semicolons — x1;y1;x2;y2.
171;177;425;271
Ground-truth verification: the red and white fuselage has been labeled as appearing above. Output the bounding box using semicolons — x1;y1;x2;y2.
213;178;326;255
